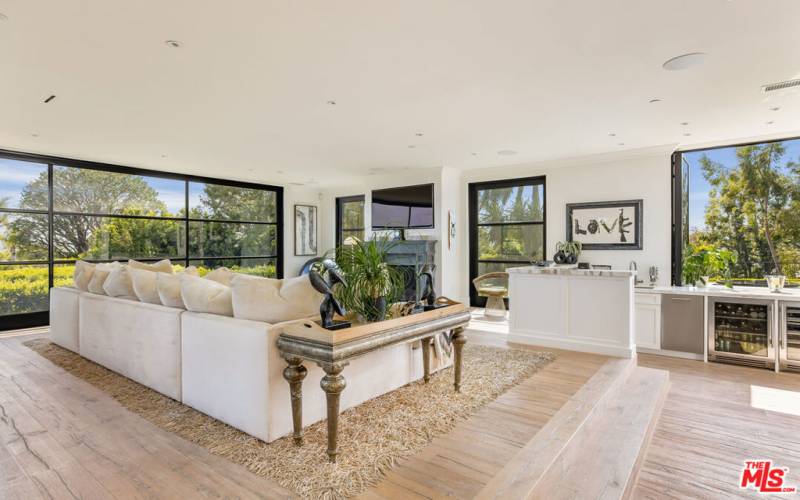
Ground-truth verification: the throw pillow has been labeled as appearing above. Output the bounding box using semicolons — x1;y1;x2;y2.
87;262;122;295
73;260;95;291
128;259;173;274
129;267;162;304
231;274;323;324
205;266;234;286
156;267;199;309
180;273;233;316
103;267;136;299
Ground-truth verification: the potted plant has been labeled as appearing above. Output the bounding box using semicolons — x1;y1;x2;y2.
333;236;405;322
682;245;737;288
553;241;582;265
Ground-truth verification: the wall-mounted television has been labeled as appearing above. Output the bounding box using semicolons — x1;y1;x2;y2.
371;183;434;233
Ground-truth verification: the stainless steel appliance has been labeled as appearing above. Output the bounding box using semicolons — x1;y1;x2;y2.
779;301;800;371
708;297;774;368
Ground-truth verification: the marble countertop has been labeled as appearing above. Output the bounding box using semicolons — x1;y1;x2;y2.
635;284;800;301
507;266;636;278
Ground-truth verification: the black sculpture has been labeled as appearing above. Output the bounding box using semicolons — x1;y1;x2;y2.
308;259;351;330
418;267;439;311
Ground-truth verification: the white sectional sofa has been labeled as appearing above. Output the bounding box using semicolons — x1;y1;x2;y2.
49;276;452;443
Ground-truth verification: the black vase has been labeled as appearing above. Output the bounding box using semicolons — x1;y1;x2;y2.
566;253;578;264
553;250;566;264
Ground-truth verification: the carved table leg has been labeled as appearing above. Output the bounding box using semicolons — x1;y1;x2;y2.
320;362;348;463
282;356;307;446
452;327;466;392
421;337;432;383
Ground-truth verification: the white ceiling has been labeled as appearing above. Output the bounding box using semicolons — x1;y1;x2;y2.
1;0;799;187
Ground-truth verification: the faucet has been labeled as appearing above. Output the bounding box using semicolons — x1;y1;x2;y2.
629;261;644;285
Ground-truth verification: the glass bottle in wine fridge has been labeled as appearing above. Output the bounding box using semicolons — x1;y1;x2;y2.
708;297;774;368
779;302;800;371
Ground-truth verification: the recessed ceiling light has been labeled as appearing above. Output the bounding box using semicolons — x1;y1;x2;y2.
617;142;625;146
161;154;167;158
415;132;424;137
608;133;616;137
649;98;662;104
663;52;707;71
326;100;336;106
277;170;284;174
471;152;478;156
683;133;692;137
407;145;415;149
31;133;39;138
681;122;689;126
165;40;181;48
497;150;517;156
770;107;780;111
766;121;774;125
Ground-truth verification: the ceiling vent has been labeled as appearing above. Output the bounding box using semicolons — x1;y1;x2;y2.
761;78;800;93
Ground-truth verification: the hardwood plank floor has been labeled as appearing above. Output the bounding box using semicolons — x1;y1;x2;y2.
4;320;800;499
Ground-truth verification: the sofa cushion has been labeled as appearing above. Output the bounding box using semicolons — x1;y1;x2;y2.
129;259;173;274
103;267;136;299
180;273;233;316
73;260;95;291
157;267;199;309
231;274;322;323
87;262;122;295
129;267;162;304
204;266;234;286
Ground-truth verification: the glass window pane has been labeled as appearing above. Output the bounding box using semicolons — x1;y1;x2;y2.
341;229;364;245
53;166;185;217
189;182;277;222
0;213;49;261
478;261;529;276
478;224;543;262
477;184;544;224
53;215;184;260
0;158;48;210
189;221;277;258
342;201;364;230
0;264;49;315
189;258;277;278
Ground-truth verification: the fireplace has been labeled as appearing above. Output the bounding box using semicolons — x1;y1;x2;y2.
384;240;437;302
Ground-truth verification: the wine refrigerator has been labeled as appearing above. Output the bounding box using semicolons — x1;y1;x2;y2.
708;297;774;368
779;301;800;372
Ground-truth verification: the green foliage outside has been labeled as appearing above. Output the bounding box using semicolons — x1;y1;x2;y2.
687;142;800;286
477;185;544;268
1;167;278;316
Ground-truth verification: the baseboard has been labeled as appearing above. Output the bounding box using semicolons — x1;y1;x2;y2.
508;331;635;358
637;347;703;361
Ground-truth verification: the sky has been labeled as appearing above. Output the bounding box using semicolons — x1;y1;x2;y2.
684;138;800;231
0;158;198;215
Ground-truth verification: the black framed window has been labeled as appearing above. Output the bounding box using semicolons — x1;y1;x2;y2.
672;137;800;287
335;195;365;247
0;149;282;331
468;176;546;306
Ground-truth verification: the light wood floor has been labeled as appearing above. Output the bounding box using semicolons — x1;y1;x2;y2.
3;324;800;499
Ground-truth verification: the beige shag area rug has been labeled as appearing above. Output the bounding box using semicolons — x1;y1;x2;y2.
24;338;554;499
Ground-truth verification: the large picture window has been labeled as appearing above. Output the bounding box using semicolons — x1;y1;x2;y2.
0;150;282;330
672;137;800;287
335;195;365;246
468;176;546;306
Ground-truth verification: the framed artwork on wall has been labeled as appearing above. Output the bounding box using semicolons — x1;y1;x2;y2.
566;199;643;250
294;204;318;256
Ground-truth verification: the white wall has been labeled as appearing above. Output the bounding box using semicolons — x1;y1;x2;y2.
455;146;675;302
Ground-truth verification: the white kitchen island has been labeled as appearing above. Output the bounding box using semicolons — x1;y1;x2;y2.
508;266;637;358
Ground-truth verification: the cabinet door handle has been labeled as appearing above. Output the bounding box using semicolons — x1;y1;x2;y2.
670;297;692;302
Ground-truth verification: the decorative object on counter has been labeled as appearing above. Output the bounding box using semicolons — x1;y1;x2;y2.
578;262;591;270
553;240;582;265
566;199;643;250
472;271;509;319
334;236;405;322
294;204;318;256
308;259;351;330
766;274;786;293
682;244;737;288
648;265;659;285
532;259;553;267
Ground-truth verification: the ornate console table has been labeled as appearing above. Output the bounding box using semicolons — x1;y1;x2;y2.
276;302;471;462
